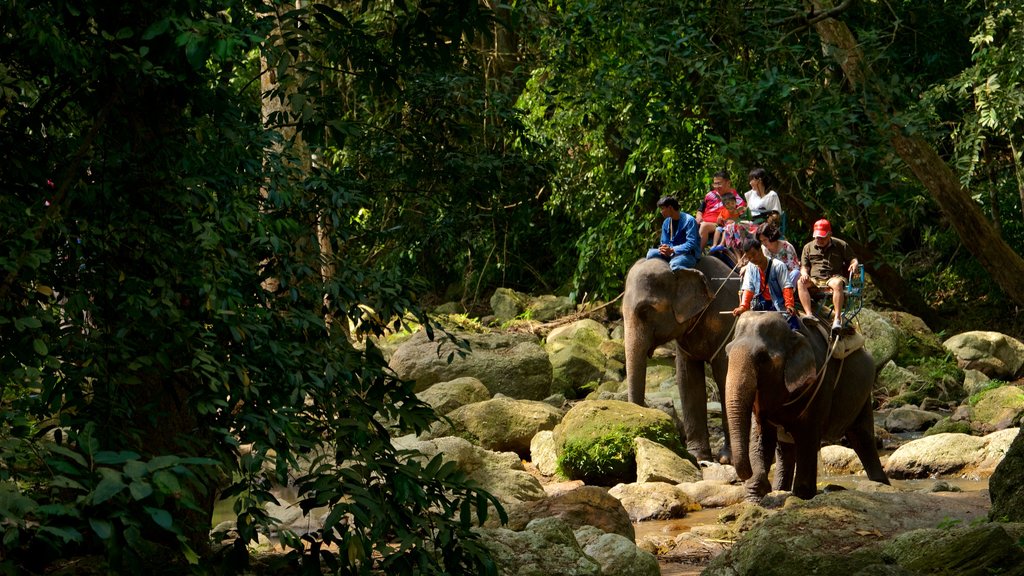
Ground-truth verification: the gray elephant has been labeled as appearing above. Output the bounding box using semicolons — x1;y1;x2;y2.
622;256;742;462
724;311;890;500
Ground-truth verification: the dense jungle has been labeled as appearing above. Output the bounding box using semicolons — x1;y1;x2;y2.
2;0;1024;574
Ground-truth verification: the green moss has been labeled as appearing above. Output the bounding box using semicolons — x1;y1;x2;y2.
967;381;1009;406
556;421;682;486
923;418;972;436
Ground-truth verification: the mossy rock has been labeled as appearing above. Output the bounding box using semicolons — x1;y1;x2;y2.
923;417;972;436
552;400;683;486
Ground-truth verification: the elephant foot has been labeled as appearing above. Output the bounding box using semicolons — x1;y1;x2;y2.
717;446;732;465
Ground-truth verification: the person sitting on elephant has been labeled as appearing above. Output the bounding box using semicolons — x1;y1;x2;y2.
732;237;797;321
645;195;701;271
797;219;858;333
757;221;800;287
696;170;746;251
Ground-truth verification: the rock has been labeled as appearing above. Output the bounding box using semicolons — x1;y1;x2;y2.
943;331;1024;379
876;361;925;398
548;341;607;398
989;428;1024;522
967;385;1024;434
857;308;899;371
700;462;739;484
963;369;992;396
416;376;491;416
575;527;661;576
431;301;465;315
545;319;612;397
820;444;864;475
634;437;702;484
490;287;530;323
394;436;545;508
677;480;747;508
882;523;1024;575
389;329;553;399
422;396;563;457
703;491;992;576
527;294;575;322
923;417;972;436
607;482;700;521
883;405;942;433
884;429;1018;479
552;400;684;485
496;485;635;540
530;430;559;477
474;517;602;576
598;339;625;365
546;319;609;348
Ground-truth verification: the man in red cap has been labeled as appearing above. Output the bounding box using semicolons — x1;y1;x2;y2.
797;219;859;332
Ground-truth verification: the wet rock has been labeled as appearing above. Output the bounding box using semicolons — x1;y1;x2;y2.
607;481;700;521
677;480;747;508
883;405;942;433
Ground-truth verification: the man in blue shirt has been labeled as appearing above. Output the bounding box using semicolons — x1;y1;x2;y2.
646;196;701;270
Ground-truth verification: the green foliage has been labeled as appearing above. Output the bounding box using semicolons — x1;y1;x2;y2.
1;0;508;573
556;422;681;486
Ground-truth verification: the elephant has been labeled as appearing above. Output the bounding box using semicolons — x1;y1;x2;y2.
724;311;890;500
622;255;742;463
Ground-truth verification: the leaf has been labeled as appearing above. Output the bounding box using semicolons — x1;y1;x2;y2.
92;468;127;505
89;518;113;539
33;338;48;355
129;480;153;501
145;506;173;530
39;525;83;543
94;450;141;465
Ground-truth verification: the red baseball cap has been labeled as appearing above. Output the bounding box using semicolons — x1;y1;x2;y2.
812;219;831;238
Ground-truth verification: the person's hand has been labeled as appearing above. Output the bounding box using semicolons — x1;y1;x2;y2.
786;306;796;317
732;305;748;316
848;261;859;274
659;244;673;257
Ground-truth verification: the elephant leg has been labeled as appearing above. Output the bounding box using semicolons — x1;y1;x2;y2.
709;353;731;464
677;354;712;461
846;401;891;486
773;440;796;492
791;432;821;500
744;420;773;501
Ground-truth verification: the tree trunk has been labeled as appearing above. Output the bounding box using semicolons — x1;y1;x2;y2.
810;1;1024;307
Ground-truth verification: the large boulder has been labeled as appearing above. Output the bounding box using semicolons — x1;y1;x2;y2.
883;405;942;433
943;331;1024;380
989;428;1024;522
389;329;553;400
677;480;747;508
552;400;684;485
575;526;661;576
490;287;530;323
415;376;491;416
703;491;993;576
857;307;899;371
607;482;700;521
634;437;702;484
528;294;575;322
882;523;1024;575
394;436;545;508
496;485;635;540
966;384;1024;433
422;396;563;457
546;319;610;397
474;517;602;576
885;428;1019;479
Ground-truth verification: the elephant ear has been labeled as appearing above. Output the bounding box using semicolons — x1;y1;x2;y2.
784;329;818;391
672;268;713;325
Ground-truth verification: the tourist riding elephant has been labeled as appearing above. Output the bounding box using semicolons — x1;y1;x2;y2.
724;312;890;500
622;256;741;463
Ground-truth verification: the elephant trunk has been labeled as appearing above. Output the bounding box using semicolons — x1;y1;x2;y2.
624;321;652;406
725;345;758;481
